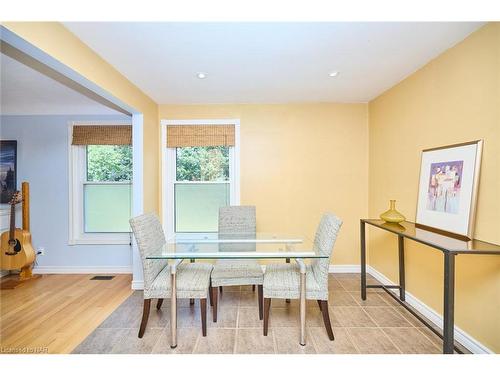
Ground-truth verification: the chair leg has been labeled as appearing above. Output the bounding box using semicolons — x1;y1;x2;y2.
263;298;271;336
138;299;151;338
258;285;263;320
209;284;214;307
212;286;218;322
320;300;334;341
317;300;322;311
252;285;256;292
156;298;163;310
200;298;207;336
219;286;223;294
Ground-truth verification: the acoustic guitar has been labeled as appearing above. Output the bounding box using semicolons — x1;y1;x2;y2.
0;191;35;271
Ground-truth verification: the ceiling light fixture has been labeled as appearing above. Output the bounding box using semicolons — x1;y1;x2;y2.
329;71;339;77
197;72;207;79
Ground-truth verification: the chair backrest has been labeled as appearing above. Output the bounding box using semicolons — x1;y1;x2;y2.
219;206;256;233
218;206;256;252
310;213;343;289
129;213;168;290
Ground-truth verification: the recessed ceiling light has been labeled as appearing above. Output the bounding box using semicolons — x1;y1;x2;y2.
329;71;339;77
197;72;207;79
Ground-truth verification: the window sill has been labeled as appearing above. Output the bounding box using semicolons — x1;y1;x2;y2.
69;233;131;246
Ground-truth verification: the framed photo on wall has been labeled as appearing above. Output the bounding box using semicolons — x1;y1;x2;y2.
416;140;483;240
0;140;18;204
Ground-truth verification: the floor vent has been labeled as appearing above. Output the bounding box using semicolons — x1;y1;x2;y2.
90;276;115;280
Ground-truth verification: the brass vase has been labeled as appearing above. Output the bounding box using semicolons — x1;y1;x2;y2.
380;200;406;223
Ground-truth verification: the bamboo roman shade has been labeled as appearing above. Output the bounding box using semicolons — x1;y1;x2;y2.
71;125;132;145
166;125;235;148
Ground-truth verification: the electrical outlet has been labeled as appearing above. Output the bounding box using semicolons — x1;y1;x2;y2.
37;247;45;256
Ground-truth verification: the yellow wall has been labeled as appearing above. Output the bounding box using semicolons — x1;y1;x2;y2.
368;23;500;352
160;104;368;265
1;22;159;213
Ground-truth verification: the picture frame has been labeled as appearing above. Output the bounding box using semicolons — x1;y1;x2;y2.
0;140;18;204
415;140;483;240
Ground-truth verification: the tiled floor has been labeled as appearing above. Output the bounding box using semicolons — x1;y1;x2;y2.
73;274;448;354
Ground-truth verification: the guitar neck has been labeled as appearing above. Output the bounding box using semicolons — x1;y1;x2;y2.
22;182;30;231
9;200;16;241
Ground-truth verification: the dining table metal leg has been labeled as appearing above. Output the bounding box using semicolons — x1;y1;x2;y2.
170;259;183;349
295;259;307;346
170;271;177;348
299;272;306;346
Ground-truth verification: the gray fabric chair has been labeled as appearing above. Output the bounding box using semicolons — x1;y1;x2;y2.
262;213;342;340
130;213;213;338
211;206;264;322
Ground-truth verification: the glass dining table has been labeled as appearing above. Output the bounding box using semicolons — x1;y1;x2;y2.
146;232;326;348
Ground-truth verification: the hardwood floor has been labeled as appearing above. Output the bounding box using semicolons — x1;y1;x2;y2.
0;274;132;354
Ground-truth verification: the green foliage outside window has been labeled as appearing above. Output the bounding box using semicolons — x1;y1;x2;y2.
176;146;229;181
87;145;132;182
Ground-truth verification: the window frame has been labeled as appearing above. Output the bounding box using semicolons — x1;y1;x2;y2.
161;119;241;240
68;121;132;245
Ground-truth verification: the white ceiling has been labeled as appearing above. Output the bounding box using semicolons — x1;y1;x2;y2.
0;53;122;115
64;22;484;104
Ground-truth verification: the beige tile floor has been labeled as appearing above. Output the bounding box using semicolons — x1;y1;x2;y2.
73;274;454;354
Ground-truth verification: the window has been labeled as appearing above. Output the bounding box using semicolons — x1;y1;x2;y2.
84;145;132;233
175;146;230;232
163;120;240;237
69;124;132;245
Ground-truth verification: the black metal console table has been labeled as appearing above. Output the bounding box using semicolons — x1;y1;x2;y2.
360;219;500;354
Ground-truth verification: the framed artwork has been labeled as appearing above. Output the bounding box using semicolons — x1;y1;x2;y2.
416;140;483;240
0;140;17;204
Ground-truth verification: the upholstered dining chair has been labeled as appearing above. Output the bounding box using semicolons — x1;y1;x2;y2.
130;213;213;338
262;213;342;340
210;206;264;322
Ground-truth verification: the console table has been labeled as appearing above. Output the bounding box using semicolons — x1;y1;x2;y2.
360;219;500;354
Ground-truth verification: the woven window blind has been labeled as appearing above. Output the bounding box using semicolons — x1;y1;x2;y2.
166;125;235;148
71;125;132;145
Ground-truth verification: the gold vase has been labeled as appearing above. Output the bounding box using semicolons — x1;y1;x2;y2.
380;200;406;223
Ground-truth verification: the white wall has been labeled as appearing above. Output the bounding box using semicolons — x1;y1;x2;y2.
0;115;133;273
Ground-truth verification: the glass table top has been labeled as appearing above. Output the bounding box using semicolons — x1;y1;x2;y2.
145;232;327;259
363;219;500;254
170;232;305;244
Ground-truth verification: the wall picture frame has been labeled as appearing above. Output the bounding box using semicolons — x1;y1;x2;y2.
415;140;483;240
0;140;18;204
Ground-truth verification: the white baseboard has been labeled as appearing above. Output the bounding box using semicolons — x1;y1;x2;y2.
131;279;144;290
328;264;360;273
33;266;132;274
365;265;493;354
